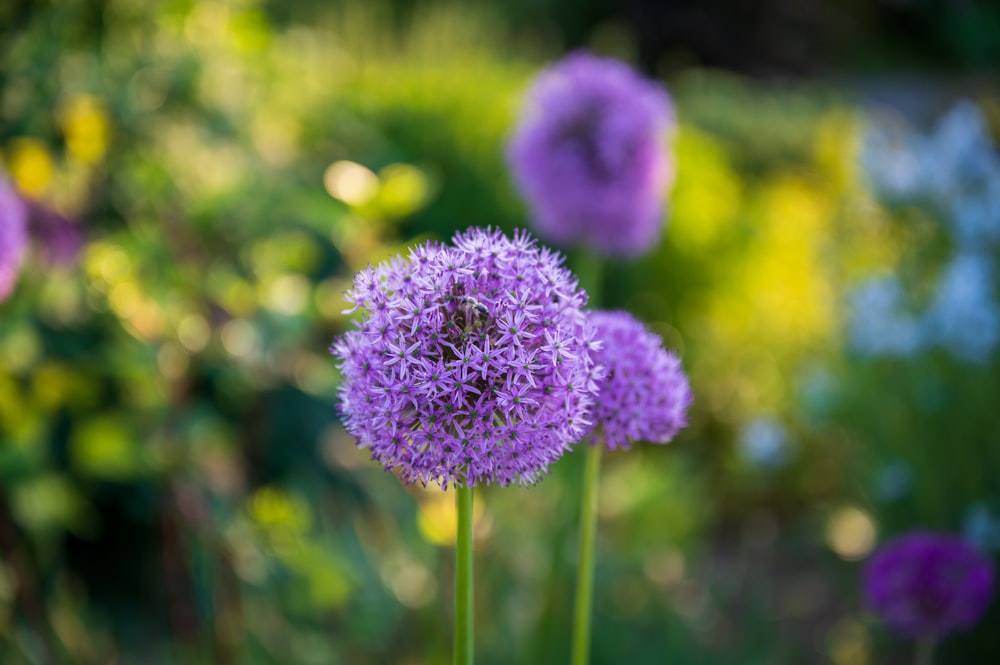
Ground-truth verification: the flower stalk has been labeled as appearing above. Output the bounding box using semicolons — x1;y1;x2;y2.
567;250;692;665
915;637;935;665
571;441;602;665
571;249;602;665
455;485;474;665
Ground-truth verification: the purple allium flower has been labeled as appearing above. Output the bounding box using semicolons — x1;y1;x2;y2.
863;531;995;639
507;52;674;258
584;310;691;450
0;175;29;302
331;227;601;489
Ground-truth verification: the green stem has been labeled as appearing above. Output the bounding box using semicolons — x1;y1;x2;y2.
568;247;603;665
915;637;936;665
454;485;474;665
572;249;603;308
570;443;602;665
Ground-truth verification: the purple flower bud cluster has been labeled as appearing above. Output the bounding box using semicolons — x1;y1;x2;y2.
0;175;28;303
332;227;601;489
506;51;674;258
863;531;995;639
585;310;691;450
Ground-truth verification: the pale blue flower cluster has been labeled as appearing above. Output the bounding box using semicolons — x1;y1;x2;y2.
860;118;927;201
852;101;1000;363
738;416;790;469
847;276;925;358
927;102;1000;248
862;101;1000;247
964;503;1000;553
876;461;914;502
925;252;1000;362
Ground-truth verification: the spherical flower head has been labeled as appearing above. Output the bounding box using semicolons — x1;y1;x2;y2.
863;531;995;639
0;175;28;302
507;51;674;258
584;310;691;450
331;227;601;489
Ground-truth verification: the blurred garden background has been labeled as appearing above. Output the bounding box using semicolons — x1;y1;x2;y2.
2;0;1000;663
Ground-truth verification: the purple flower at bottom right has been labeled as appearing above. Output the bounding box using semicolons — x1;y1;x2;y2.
863;531;995;639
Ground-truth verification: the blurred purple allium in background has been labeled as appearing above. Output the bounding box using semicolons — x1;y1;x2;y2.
332;227;601;489
863;531;995;639
0;175;29;302
507;52;674;258
584;310;691;450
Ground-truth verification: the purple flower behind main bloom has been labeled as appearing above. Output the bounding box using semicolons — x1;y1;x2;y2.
0;175;29;302
863;531;995;639
507;52;674;258
585;310;691;450
332;227;601;489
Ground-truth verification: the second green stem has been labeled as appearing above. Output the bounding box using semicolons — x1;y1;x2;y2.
571;442;602;665
915;637;935;665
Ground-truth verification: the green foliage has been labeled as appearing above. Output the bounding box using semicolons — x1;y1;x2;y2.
0;1;997;664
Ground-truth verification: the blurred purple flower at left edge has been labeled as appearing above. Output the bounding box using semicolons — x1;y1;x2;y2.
863;531;996;640
584;310;691;450
27;200;86;266
506;51;674;258
0;175;29;302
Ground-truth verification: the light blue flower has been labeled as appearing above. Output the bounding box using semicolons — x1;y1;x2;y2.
925;252;1000;363
927;102;1000;246
847;276;925;357
860;118;927;201
876;460;913;501
739;417;790;469
927;101;992;185
964;503;1000;553
862;100;1000;247
951;174;1000;247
